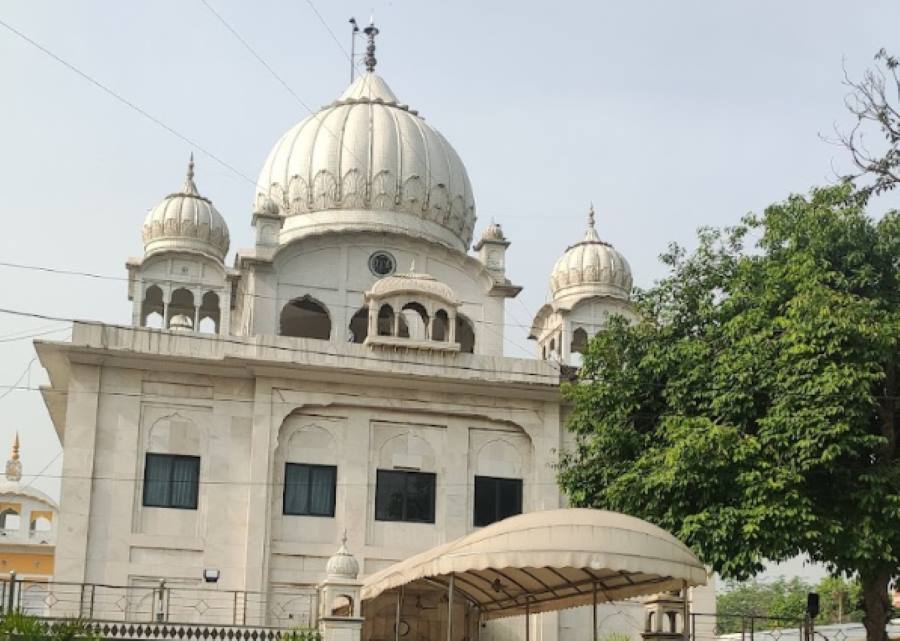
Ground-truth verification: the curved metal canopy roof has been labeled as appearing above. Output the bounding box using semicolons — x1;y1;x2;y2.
361;508;707;620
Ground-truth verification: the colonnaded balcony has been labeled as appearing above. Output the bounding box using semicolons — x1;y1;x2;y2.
0;573;321;640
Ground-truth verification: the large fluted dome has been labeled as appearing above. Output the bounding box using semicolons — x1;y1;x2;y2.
256;72;476;252
550;209;633;302
142;158;230;261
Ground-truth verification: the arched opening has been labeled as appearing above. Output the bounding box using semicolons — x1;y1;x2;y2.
646;612;655;632
167;288;195;328
377;304;394;336
455;315;475;353
667;612;678;633
198;291;220;334
400;302;429;340
349;307;368;343
30;516;51;532
0;508;20;531
280;297;331;340
571;327;588;354
141;285;165;327
330;594;353;617
432;309;449;341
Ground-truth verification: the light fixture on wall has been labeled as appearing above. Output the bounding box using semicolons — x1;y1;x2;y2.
202;569;220;583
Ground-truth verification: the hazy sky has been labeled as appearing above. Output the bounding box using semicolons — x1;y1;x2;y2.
1;0;898;584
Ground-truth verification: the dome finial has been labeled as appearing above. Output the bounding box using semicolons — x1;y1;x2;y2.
585;202;600;242
5;433;21;483
183;153;199;196
363;19;379;72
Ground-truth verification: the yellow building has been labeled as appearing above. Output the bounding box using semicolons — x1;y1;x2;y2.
0;435;57;613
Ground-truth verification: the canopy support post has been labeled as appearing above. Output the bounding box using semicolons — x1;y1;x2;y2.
447;574;455;641
592;582;598;641
525;600;530;641
682;580;690;641
395;586;403;641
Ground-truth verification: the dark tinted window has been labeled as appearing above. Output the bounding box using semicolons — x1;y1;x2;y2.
284;463;337;517
375;470;436;523
143;453;200;510
474;476;522;526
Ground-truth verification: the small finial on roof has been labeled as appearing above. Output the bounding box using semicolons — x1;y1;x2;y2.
585;203;600;242
363;19;379;72
182;153;199;196
341;529;348;546
409;259;416;272
11;433;19;462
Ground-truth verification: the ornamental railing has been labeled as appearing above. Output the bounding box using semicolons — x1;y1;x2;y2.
0;572;319;630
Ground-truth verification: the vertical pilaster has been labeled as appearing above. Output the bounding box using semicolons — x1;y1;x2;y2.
243;378;276;605
53;363;101;584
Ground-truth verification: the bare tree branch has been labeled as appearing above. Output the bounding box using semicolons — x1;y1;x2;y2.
832;50;900;196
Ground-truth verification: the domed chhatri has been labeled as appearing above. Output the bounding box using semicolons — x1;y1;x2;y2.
550;205;633;302
480;221;506;243
142;155;231;262
325;534;360;580
368;265;458;305
256;61;476;252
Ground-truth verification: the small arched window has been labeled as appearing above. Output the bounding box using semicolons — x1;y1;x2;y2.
280;297;331;340
0;508;20;531
455;315;475;354
198;291;220;334
432;309;449;341
400;302;429;340
571;327;588;354
141;285;165;328
349;307;368;343
377;304;394;336
168;288;195;328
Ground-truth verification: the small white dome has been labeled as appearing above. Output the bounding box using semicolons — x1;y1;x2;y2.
550;207;633;302
256;71;476;252
168;314;194;333
142;157;230;262
326;539;360;580
481;221;506;242
368;268;458;305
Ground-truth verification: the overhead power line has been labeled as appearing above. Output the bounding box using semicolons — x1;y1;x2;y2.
0;307;558;380
0;260;542;333
0;17;256;187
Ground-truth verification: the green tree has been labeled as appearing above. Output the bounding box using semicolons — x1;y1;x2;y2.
816;576;864;625
558;184;900;641
717;577;810;632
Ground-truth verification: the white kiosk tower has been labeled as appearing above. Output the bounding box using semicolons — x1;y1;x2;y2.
318;535;364;641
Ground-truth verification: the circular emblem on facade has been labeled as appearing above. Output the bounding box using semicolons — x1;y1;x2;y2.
368;251;396;277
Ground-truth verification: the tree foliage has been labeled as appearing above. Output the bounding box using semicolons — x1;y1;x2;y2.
716;576;863;633
835;49;900;197
558;183;899;641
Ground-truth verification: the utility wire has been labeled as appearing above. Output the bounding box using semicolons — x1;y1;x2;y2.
0;307;560;381
0;17;256;187
302;0;353;62
0;260;544;333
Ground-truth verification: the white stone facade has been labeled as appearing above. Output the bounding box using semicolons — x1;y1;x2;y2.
36;58;714;640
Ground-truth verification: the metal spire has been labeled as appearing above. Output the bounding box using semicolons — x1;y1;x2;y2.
363;18;379;72
183;152;199;195
585;203;600;242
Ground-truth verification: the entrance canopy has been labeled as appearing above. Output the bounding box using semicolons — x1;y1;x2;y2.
361;508;707;619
